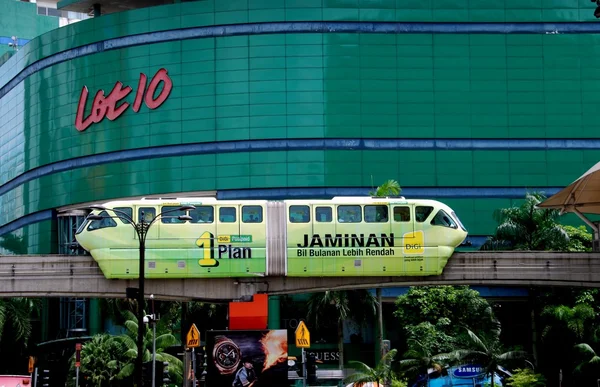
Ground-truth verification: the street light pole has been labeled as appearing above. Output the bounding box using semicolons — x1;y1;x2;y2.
86;204;194;387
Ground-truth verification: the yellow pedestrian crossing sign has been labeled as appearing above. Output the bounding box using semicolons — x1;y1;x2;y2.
186;324;200;348
295;321;310;348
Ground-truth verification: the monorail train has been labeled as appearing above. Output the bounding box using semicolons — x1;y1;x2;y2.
75;197;468;279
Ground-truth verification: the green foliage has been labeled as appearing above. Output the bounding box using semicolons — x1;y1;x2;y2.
563;225;592;252
394;286;492;353
344;349;398;386
541;304;596;341
481;192;569;251
390;379;408;387
505;368;547;387
67;334;130;386
370;179;401;197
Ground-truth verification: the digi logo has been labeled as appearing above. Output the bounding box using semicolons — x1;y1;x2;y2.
403;230;424;254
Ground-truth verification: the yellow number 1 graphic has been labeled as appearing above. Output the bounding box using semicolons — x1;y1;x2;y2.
196;231;219;267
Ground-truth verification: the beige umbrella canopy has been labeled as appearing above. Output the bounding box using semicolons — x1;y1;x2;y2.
538;161;600;215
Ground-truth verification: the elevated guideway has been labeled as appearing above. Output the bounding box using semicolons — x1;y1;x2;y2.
1;252;599;301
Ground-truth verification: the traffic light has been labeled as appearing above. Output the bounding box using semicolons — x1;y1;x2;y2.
40;369;50;387
306;353;318;384
142;361;152;386
162;361;170;385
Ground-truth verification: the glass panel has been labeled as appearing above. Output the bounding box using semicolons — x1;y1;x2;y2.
415;206;434;223
161;206;186;224
393;206;411;222
242;206;263;223
431;210;458;229
190;206;215;223
139;207;156;223
364;205;388;223
219;207;236;223
290;205;310;223
315;207;332;222
87;211;117;231
337;205;362;223
452;211;467;231
114;207;133;224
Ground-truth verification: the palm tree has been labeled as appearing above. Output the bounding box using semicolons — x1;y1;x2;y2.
307;290;377;369
344;349;398;387
573;343;600;377
117;310;183;385
0;298;41;345
542;304;596;341
398;339;451;385
453;322;528;387
481;191;569;251
67;334;129;386
370;180;401;197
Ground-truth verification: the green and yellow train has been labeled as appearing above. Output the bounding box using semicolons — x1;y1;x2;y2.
75;196;468;279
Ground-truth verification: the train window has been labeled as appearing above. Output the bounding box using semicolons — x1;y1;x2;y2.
242;206;263;223
161;206;186;224
337;205;362;223
452;211;467;231
393;206;411;222
316;207;332;222
139;207;156;223
415;206;433;222
219;207;236;223
87;211;117;231
290;205;310;223
364;205;388;223
114;207;133;224
190;206;214;223
430;209;457;229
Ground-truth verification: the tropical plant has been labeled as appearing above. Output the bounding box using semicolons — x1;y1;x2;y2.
0;298;41;345
573;343;600;376
480;192;569;251
397;339;451;383
394;286;493;353
563;225;592;252
370;179;401;197
117;310;183;385
344;348;398;387
541;304;596;341
307;290;377;368
453;312;529;387
505;367;546;387
66;334;130;386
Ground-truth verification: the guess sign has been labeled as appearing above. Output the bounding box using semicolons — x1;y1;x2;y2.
75;68;172;132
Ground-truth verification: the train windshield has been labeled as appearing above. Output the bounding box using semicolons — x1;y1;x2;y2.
75;216;89;235
451;211;467;231
87;211;117;231
430;210;457;229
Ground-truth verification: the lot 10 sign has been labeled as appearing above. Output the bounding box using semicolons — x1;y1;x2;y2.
75;68;172;132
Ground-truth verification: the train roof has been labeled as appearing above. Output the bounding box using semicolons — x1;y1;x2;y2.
94;196;446;207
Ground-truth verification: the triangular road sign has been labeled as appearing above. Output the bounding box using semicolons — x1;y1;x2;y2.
186;324;200;348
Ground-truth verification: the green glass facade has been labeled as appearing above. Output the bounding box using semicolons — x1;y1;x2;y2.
1;0;599;253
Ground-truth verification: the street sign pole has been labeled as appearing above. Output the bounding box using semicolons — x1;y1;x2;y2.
192;348;196;387
75;343;81;387
302;348;307;387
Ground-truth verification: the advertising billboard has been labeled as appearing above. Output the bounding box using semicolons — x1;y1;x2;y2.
206;330;288;387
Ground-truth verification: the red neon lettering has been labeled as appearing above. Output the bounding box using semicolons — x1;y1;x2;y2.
145;68;173;109
132;73;147;113
74;68;172;132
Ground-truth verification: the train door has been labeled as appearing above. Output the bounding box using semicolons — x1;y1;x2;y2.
287;204;314;275
238;204;266;275
187;205;218;272
363;203;392;275
390;204;415;248
332;203;364;275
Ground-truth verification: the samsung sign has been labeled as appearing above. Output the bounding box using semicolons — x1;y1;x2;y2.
453;364;485;378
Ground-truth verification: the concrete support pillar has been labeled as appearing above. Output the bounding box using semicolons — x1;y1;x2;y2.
89;298;101;335
92;3;101;17
268;295;280;329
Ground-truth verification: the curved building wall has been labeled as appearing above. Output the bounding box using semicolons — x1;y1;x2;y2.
1;1;599;253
